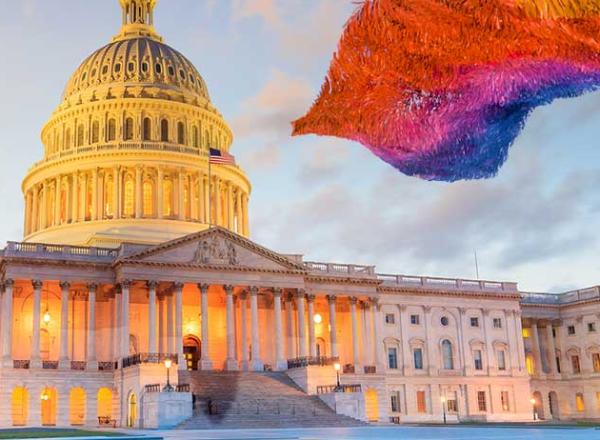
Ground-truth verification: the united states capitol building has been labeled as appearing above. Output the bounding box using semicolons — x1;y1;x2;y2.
1;0;598;430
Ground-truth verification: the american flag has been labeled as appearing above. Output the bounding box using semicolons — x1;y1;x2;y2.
209;148;236;165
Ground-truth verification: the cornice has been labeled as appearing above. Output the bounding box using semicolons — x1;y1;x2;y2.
115;259;307;276
377;285;522;300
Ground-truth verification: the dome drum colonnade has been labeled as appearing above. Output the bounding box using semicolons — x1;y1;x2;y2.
21;0;251;246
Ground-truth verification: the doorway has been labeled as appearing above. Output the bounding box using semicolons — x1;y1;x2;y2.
184;335;201;371
548;391;559;420
365;388;379;422
127;392;137;428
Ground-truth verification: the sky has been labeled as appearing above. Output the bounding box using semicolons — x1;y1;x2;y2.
0;0;598;293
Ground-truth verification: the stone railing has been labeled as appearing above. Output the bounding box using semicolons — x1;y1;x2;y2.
377;273;518;293
304;261;376;277
13;360;30;369
98;361;117;371
42;361;59;370
71;361;86;371
287;356;339;369
40;141;209;165
316;384;362;395
122;353;178;369
4;241;118;262
522;286;600;305
363;365;377;374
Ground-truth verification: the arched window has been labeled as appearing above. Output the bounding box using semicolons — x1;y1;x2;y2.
127;392;137;428
177;122;185;144
143;117;152;141
97;388;113;420
161;119;169;142
124;117;134;141
143;179;154;217
69;388;86;426
12;387;29;426
123;175;135;217
91;121;100;144
76;124;85;147
192;126;199;148
107;119;116;141
576;393;585;412
442;340;454;370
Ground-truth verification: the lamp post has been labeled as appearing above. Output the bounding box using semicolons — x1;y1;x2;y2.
440;395;447;425
530;397;537;421
163;358;174;392
334;362;341;390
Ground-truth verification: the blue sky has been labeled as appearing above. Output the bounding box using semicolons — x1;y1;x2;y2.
0;0;598;292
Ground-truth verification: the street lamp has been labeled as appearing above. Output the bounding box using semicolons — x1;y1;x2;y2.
334;362;341;390
530;397;537;421
163;358;174;392
440;395;447;425
314;313;322;324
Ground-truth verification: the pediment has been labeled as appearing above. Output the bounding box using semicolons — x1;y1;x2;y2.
122;227;305;272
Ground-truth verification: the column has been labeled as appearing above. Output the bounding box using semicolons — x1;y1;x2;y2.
239;291;249;370
514;311;526;372
370;297;383;368
273;289;286;370
249;286;263;371
1;280;14;367
30;280;43;368
58;281;70;368
147;281;158;354
225;285;238;370
362;302;372;367
285;293;295;359
203;176;210;224
530;320;543;377
135;166;142;219
482;309;495;375
197;172;205;223
112;291;121;361
296;290;307;357
87;283;98;369
177;170;185;220
545;322;556;376
24;191;32;235
157;167;164;219
307;294;317;358
215;178;222;226
71;172;78;222
120;280;130;361
199;283;213;370
327;295;338;358
227;183;234;229
41;181;48;228
31;186;39;233
166;293;174;354
173;282;185;369
242;194;250;236
399;305;411;375
158;295;165;354
91;168;98;220
423;306;434;374
113;166;120;219
235;190;243;234
457;307;468;373
54;177;60;225
65;175;72;222
350;297;361;369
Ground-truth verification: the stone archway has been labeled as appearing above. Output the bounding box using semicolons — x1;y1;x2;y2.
183;335;201;371
41;387;57;426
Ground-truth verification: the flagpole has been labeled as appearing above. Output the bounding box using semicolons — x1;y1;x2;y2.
208;151;212;228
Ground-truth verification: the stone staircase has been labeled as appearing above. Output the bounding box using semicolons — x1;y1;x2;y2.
177;371;366;429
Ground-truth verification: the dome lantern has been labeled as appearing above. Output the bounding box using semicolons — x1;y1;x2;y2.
115;0;161;42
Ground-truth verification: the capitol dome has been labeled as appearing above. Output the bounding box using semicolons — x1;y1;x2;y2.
21;0;251;247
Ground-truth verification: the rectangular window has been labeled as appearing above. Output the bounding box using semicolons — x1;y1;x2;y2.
522;328;531;338
385;314;395;324
477;391;487;412
596;392;600;410
474;350;483;370
413;348;423;370
552;328;556;338
497;350;506;371
391;392;400;413
447;397;458;413
593;353;600;373
493;318;502;329
576;394;585;412
501;391;510;412
568;325;576;335
410;314;420;325
388;348;398;370
556;357;561;374
470;317;479;327
572;355;581;374
416;391;427;413
588;322;597;333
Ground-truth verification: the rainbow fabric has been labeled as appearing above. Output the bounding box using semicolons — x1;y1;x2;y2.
292;0;600;181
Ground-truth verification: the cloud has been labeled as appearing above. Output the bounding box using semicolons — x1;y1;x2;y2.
232;0;281;26
232;69;313;140
239;142;281;171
